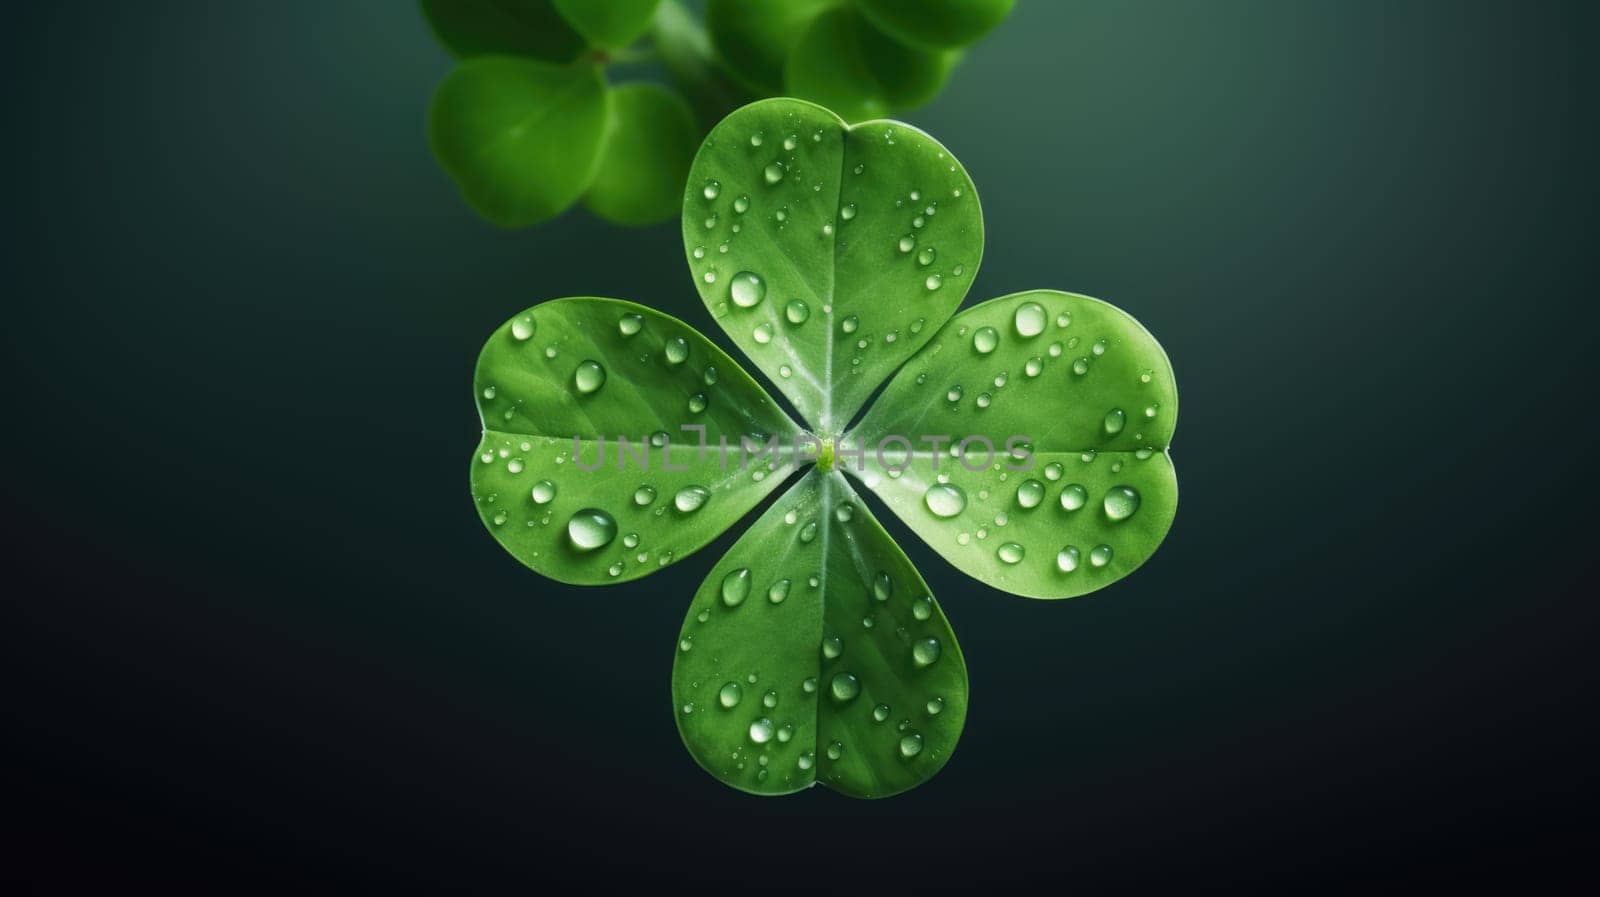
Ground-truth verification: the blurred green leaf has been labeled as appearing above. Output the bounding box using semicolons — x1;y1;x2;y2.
420;0;587;62
785;6;956;122
552;0;661;50
854;0;1013;50
705;0;836;94
585;83;700;226
428;57;609;228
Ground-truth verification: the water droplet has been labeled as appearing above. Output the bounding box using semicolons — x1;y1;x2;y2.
622;532;639;549
664;337;689;366
798;751;815;770
1090;544;1113;567
491;510;507;526
566;509;616;551
827;741;844;760
748;717;774;744
1059;484;1088;511
729;271;766;308
1103;408;1126;435
897;234;916;253
975;392;992;408
973;327;998;354
573;360;606;395
899;733;924;758
510;316;535;341
674;485;710;513
996;542;1025;565
688;393;708;413
1072;358;1090;375
926;697;944;715
802;676;818;693
873;704;891;722
1024;356;1043;377
799;520;818;543
1016;479;1045;509
822;636;843;659
912;596;933;621
912;638;942;667
785;299;810;324
1013;302;1047;337
750;132;764;147
841;315;859;334
721;568;752;606
835;503;855;523
752;322;774;344
830;672;860;702
925;274;942;291
481;386;497;400
531;480;557;504
763;162;785;184
1092;339;1108;356
946;385;963;403
923;482;967;518
630;485;657;508
719;682;743;708
768;579;791;604
700;365;719;387
506;458;523;474
915;246;937;267
1056;546;1081;572
679;636;693;653
840;202;856;220
1103;485;1141;521
872;571;893;602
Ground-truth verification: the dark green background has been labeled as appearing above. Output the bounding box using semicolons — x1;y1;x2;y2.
8;1;1595;888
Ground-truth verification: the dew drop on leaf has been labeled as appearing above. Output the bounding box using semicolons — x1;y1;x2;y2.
925;274;942;291
748;717;774;744
702;179;720;200
618;313;643;337
1103;407;1126;435
912;638;942;668
729;271;766;308
1103;486;1141;521
768;578;791;604
1016;479;1045;509
1056;545;1081;572
531;480;557;504
1013;302;1047;337
674;485;710;513
972;327;998;354
752;322;774;344
1090;544;1114;567
763;161;785;184
822;636;843;659
785;299;810;324
510;315;535;341
718;682;743;708
1059;483;1088;511
923;482;967;518
573;360;606;395
566;509;616;551
872;570;892;602
899;733;924;758
898;234;916;253
721;567;752;606
829;672;860;702
632;484;656;507
911;596;933;621
664;337;689;366
996;542;1025;565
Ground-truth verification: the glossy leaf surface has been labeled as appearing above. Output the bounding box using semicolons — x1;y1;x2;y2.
673;469;968;797
429;58;609;228
682;98;983;433
584;83;700;225
472;298;800;584
785;6;956;123
847;291;1178;599
421;0;587;62
705;0;834;94
552;0;660;49
855;0;1014;50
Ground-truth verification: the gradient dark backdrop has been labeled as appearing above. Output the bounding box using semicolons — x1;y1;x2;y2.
7;1;1596;889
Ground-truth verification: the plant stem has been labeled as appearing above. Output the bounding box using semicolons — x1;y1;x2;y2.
648;0;752;129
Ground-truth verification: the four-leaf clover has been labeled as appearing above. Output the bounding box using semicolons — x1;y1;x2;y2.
470;99;1178;797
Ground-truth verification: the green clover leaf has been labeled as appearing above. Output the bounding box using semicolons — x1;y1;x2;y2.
470;99;1178;797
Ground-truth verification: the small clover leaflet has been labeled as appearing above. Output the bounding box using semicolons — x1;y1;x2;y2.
470;99;1178;797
